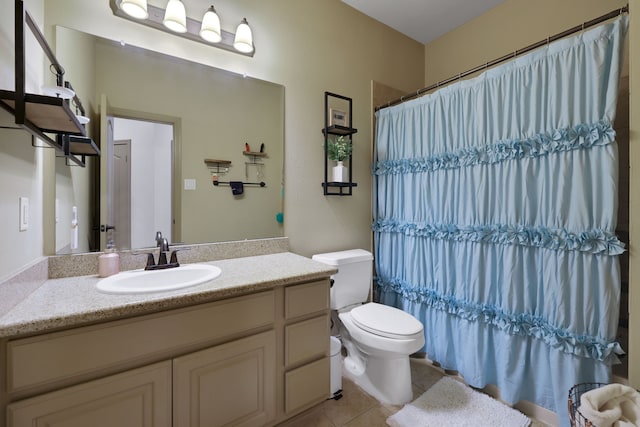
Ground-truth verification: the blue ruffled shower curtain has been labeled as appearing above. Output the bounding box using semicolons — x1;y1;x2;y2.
373;17;627;426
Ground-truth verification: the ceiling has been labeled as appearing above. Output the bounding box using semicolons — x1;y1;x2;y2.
341;0;506;44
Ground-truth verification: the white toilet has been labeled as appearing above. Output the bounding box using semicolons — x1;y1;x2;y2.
312;249;425;405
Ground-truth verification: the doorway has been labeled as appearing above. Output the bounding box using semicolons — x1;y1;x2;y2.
113;139;131;250
110;117;173;249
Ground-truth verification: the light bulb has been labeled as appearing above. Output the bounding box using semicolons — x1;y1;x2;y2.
200;6;222;43
120;0;148;19
233;18;254;53
163;0;187;33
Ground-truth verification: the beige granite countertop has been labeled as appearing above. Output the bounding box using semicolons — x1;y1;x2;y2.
0;252;337;339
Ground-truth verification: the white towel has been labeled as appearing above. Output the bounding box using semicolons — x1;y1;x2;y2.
577;384;640;427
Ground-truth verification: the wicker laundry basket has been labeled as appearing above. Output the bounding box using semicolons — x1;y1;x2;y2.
568;383;607;427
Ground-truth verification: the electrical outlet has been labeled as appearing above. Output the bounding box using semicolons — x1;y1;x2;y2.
184;179;196;190
19;197;29;231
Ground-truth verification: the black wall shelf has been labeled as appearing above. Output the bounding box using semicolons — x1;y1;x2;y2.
322;92;357;196
322;125;356;136
0;0;99;167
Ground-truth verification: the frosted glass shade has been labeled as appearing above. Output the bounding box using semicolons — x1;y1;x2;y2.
163;0;187;33
233;18;254;53
200;6;222;43
120;0;148;19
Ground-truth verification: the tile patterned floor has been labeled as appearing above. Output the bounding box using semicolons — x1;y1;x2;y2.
278;357;553;427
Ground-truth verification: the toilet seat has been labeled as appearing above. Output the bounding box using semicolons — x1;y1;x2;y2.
350;302;423;339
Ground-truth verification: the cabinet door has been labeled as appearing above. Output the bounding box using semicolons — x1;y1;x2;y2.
173;330;276;427
7;361;171;427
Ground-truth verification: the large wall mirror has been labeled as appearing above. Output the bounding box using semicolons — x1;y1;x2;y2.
53;27;285;254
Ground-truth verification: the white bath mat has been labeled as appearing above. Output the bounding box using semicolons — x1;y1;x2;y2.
387;377;531;427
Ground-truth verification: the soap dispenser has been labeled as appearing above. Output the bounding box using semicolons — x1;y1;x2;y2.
98;230;120;278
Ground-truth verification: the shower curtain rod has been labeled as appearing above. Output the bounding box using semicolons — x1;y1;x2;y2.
375;5;629;112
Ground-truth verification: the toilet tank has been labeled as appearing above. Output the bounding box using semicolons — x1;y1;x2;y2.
312;249;373;310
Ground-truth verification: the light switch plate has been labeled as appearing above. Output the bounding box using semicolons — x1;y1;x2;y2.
19;197;29;231
184;179;196;190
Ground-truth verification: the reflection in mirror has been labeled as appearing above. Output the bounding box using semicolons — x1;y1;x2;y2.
53;26;285;254
111;117;173;250
55;155;96;254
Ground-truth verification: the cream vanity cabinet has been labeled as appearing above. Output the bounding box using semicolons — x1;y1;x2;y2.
3;279;331;427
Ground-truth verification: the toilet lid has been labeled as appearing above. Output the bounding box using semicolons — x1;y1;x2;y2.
350;303;423;339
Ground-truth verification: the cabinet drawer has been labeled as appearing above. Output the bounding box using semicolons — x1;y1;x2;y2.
7;291;275;393
284;280;329;319
7;361;172;427
285;357;330;415
285;315;329;367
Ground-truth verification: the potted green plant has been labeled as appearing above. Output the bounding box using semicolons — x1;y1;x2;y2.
327;135;352;182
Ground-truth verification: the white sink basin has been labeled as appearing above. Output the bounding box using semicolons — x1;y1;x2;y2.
96;264;222;294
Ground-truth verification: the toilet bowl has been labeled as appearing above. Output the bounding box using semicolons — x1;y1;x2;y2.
311;250;425;406
338;302;424;405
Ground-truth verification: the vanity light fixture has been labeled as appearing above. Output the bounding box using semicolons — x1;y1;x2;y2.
113;0;255;57
233;18;254;54
163;0;187;33
200;6;222;43
119;0;148;19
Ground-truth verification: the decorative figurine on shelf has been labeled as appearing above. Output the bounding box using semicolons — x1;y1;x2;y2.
327;135;352;182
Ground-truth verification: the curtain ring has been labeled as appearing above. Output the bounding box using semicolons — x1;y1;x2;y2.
400;95;405;102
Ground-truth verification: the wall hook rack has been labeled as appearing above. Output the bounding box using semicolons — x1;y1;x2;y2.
242;149;267;180
212;178;266;196
243;151;267;162
204;158;232;174
212;180;266;187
